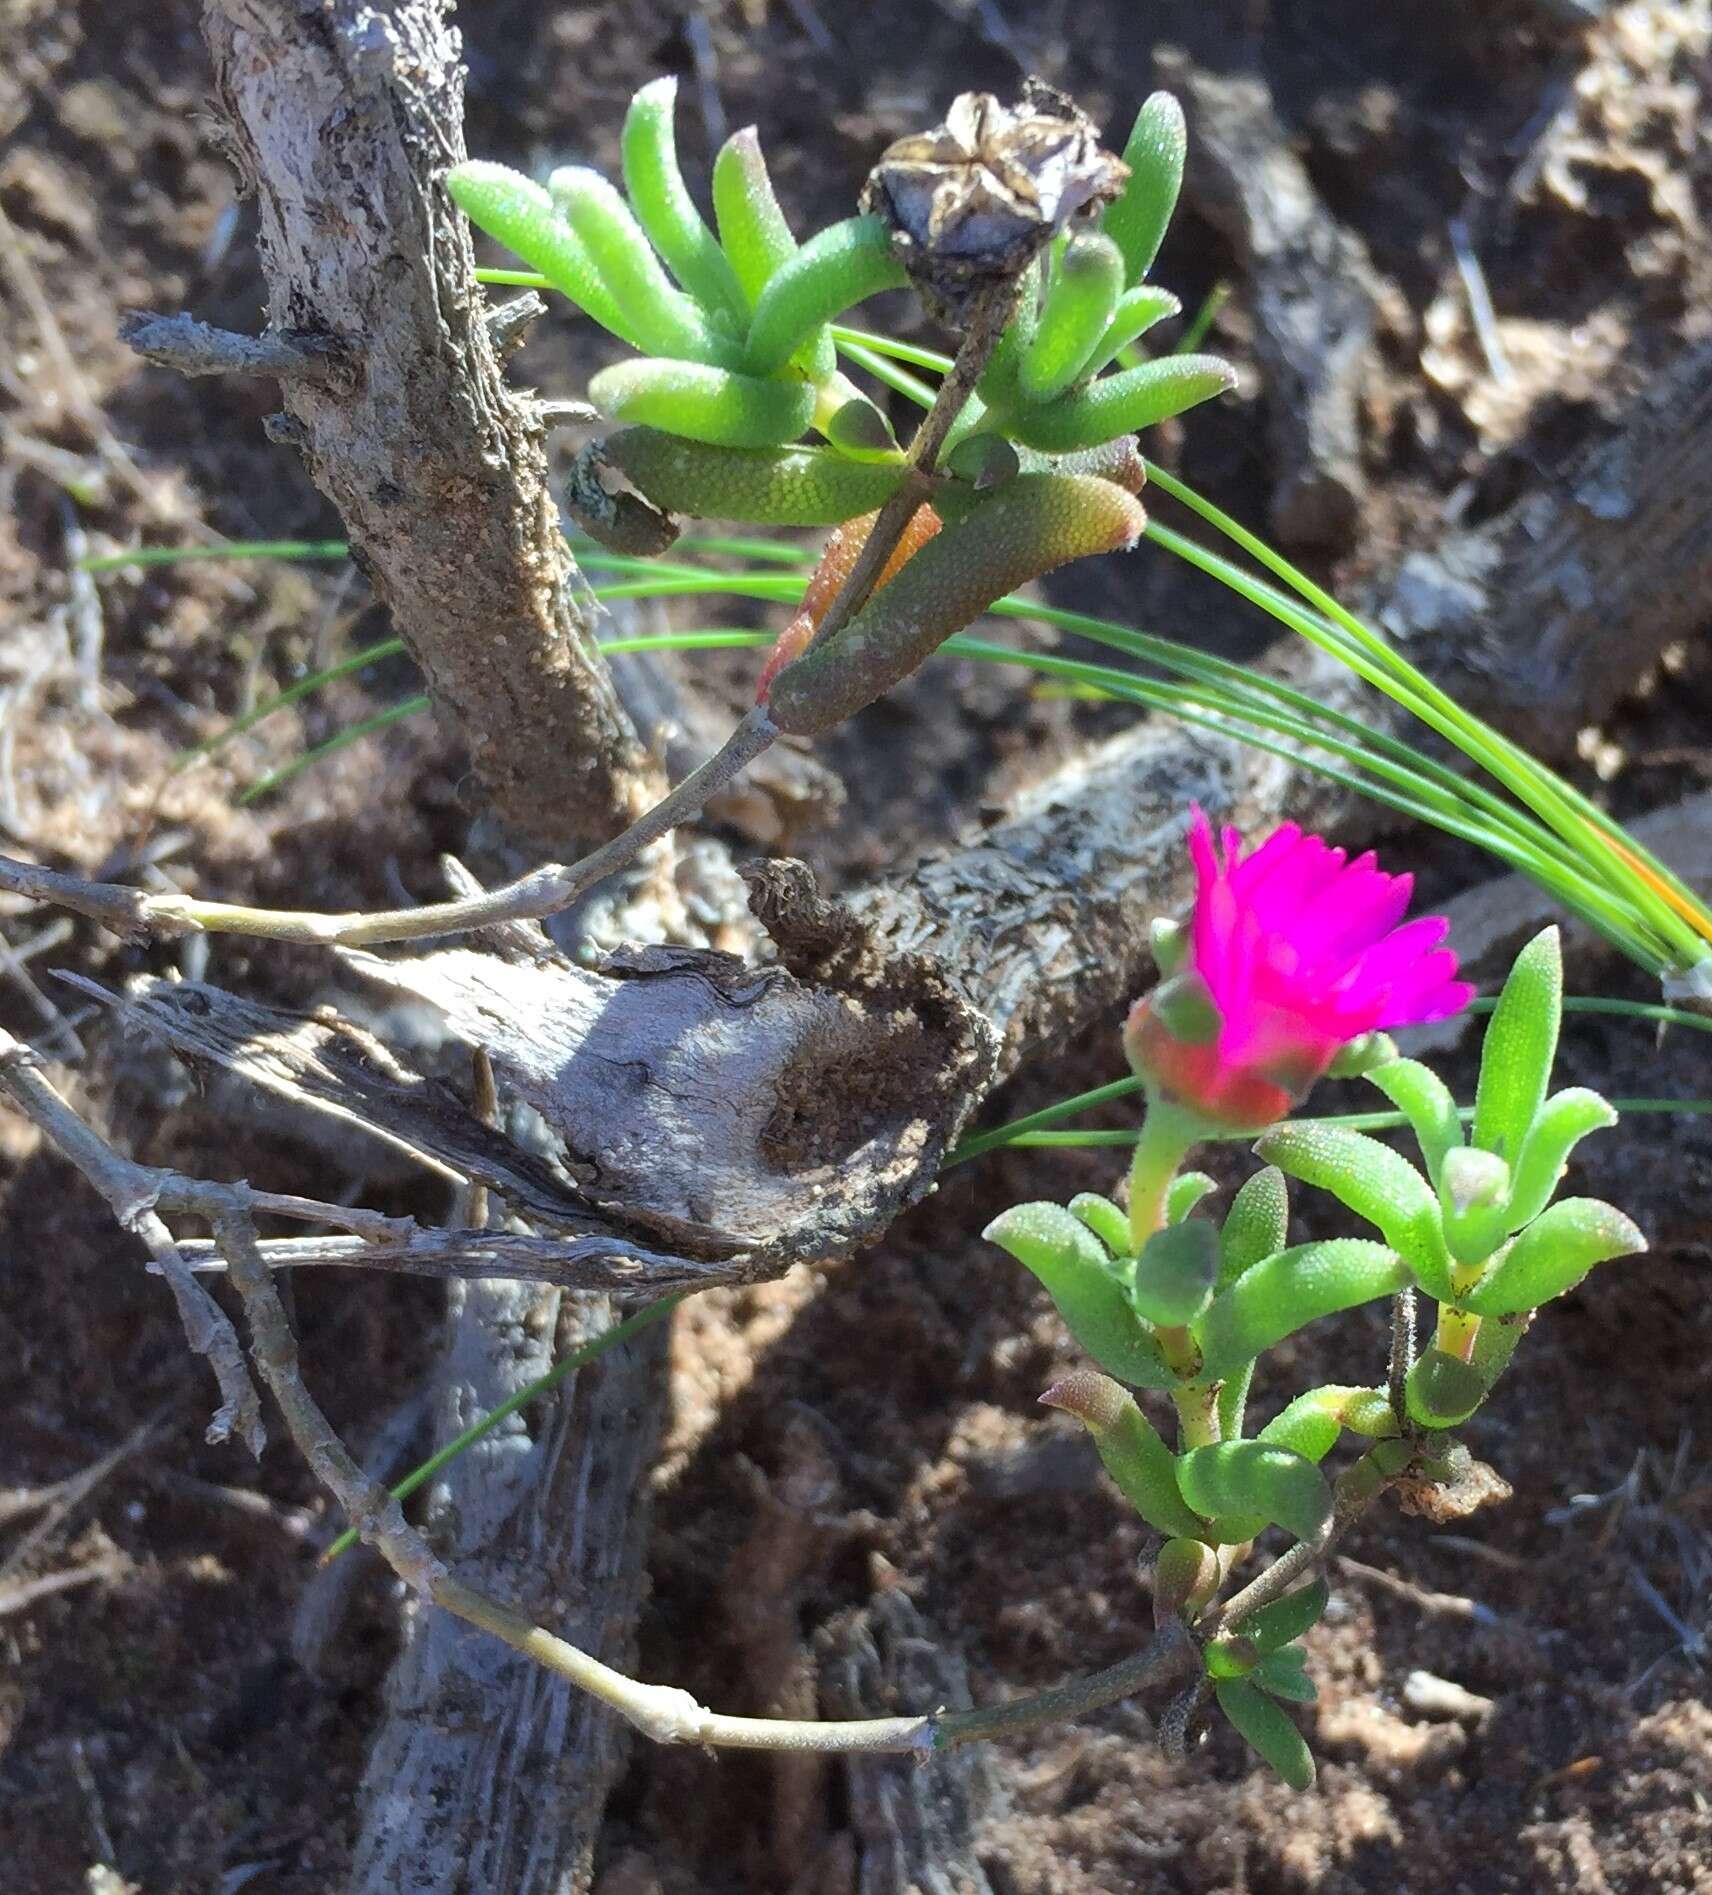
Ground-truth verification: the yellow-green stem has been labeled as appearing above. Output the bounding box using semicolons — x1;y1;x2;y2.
1435;1305;1482;1363
1171;1381;1221;1449
1435;1262;1488;1362
1127;1096;1203;1252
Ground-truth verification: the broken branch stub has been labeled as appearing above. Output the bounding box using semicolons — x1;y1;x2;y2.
102;872;996;1279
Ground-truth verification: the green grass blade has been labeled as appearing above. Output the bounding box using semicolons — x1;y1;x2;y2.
79;539;349;573
324;1293;683;1563
175;638;407;771
238;695;431;804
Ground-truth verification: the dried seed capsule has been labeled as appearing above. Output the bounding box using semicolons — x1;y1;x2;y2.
1102;92;1187;283
588;359;815;448
765;470;1146;734
549;165;741;366
1004;354;1236;452
743;215;908;376
447;162;642;348
1017;231;1125;404
621;77;747;321
601;429;908;524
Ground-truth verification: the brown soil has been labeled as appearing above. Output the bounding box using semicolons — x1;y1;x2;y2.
2;3;1710;1892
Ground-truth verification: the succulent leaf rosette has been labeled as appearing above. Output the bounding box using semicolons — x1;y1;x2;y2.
986;816;1644;1787
446;81;1234;732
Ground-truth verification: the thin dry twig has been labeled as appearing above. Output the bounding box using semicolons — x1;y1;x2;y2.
0;200;189;524
117;311;354;388
0;1409;171;1583
0;709;777;948
0;1028;1205;1754
0;1557;129;1618
1336;1555;1504;1628
0;1026;264;1452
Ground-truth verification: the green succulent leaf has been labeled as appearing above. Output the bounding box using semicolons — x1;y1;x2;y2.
1154;1536;1222;1623
1235;1577;1330;1654
1088;284;1182;374
1132;1219;1220;1327
942;430;1022;493
977;258;1043;411
600;429;905;523
1167;1172;1218;1224
1204;1636;1260;1679
1259;1386;1395;1467
1018;232;1126;404
1325;1031;1398;1080
766;470;1145;735
985;1203;1173;1388
711;126;798;308
1039;1369;1202;1536
1469;1308;1529;1391
621;77;747;321
1472;926;1563;1164
1194;1240;1410;1386
1216;1358;1257;1446
1177;1441;1333;1544
1219;1165;1288;1291
1252;1646;1319;1703
1102;91;1187;283
820;395;902;461
1214;1677;1316;1789
1002;355;1236;453
1068;1192;1133;1264
1438;1146;1513;1266
548;165;742;365
743;215;907;376
1461;1197;1646;1316
1405;1347;1491;1429
1366;1058;1463;1183
1502;1088;1619;1235
1256;1123;1454;1302
588;359;816;447
447;162;645;348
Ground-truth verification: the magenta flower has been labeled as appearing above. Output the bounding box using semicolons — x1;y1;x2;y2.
1125;809;1473;1128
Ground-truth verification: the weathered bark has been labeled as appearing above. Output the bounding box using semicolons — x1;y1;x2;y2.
820;1593;1003;1895
199;0;662;850
852;651;1338;1080
350;1282;670;1895
185;9;676;1887
1377;337;1712;755
1162;49;1377;549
